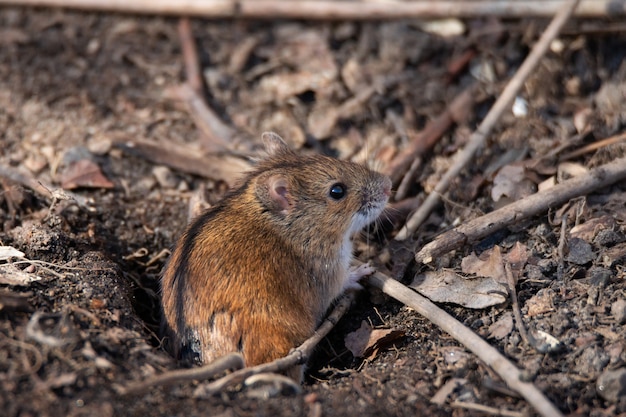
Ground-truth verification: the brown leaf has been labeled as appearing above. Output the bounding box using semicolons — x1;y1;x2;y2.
0;246;25;260
0;264;41;286
603;242;626;267
344;320;405;360
504;242;529;284
570;215;617;243
411;270;507;309
60;159;114;190
363;328;405;361
344;321;371;358
488;312;514;340
526;289;555;317
491;163;536;203
461;245;506;284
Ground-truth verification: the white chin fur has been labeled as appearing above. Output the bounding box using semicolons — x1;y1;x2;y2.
349;203;384;236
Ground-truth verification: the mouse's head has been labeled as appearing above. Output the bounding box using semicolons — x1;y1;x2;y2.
253;132;391;241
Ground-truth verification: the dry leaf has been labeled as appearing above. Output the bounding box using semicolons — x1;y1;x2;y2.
60;159;114;189
491;163;536;203
571;215;617;242
488;312;514;340
0;264;41;286
344;320;370;358
0;246;25;260
526;289;555;317
558;161;588;180
534;330;561;350
344;320;405;360
257;30;337;104
461;245;506;284
538;175;557;192
602;242;626;267
410;270;507;309
505;242;529;284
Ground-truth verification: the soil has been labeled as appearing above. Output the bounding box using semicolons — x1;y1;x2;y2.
1;6;626;417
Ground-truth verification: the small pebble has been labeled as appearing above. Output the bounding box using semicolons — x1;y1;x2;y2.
152;166;178;189
597;367;626;403
567;238;594;265
87;137;112;155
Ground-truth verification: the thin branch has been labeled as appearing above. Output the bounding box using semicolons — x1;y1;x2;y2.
451;400;526;417
414;155;626;264
113;137;251;187
116;353;245;396
560;130;626;161
504;263;530;347
556;213;569;280
178;18;204;95
0;0;620;18
175;20;242;149
0;163;93;210
169;83;238;149
360;264;564;417
193;292;356;398
395;0;581;241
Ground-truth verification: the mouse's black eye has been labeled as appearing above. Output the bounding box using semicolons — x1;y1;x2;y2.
329;183;346;200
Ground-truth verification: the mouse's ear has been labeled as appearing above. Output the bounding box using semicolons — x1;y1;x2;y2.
256;173;294;215
262;132;292;157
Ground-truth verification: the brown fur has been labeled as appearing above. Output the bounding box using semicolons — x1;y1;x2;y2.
160;133;391;376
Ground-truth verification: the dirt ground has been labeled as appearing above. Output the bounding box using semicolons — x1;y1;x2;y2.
1;6;625;417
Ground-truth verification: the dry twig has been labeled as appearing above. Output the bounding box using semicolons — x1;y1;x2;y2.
361;263;563;417
0;163;93;210
0;0;619;18
113;138;251;187
560;130;626;161
178;18;204;95
169;83;238;150
175;20;241;149
395;0;581;241
504;263;530;347
116;353;245;396
415;155;626;264
451;400;526;417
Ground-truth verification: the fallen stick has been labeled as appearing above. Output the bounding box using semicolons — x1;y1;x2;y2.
193;292;356;398
395;0;581;241
178;18;204;96
113;137;251;187
116;353;245;396
361;264;564;417
175;20;243;150
168;83;238;149
0;163;93;210
0;0;620;18
415;155;626;264
560;130;626;161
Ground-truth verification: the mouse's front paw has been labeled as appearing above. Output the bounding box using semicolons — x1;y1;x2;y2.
344;263;376;291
